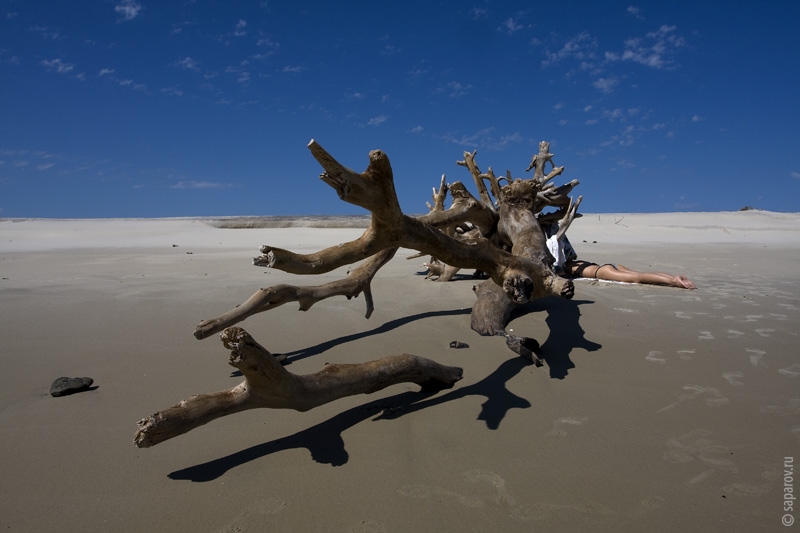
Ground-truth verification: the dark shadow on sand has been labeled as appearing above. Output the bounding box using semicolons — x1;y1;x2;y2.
169;356;532;482
188;295;600;480
278;307;472;364
508;296;602;379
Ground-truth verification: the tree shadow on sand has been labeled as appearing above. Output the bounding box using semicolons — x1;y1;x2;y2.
169;356;532;482
176;296;601;481
511;296;603;379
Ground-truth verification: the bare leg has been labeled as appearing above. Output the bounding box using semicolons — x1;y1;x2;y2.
596;264;697;289
566;261;696;289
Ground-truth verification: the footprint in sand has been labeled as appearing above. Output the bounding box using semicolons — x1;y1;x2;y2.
663;429;738;484
761;399;800;416
397;484;484;508
778;364;800;378
755;328;775;337
509;501;614;522
657;385;729;413
722;482;771;497
677;349;695;360
463;470;517;507
746;349;766;368
726;329;745;339
645;351;665;364
698;331;715;340
721;372;744;386
547;416;588;437
218;498;288;532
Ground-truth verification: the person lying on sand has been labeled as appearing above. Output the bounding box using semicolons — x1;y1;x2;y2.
564;260;697;289
543;222;697;289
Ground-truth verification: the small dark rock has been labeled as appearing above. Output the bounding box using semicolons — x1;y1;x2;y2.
449;341;469;349
172;244;179;247
50;377;94;397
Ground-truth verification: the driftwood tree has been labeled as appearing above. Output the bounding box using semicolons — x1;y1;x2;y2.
134;139;581;448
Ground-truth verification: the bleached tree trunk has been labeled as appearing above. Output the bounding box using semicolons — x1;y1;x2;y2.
134;327;463;448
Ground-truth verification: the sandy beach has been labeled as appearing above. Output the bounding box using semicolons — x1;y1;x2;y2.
1;210;798;532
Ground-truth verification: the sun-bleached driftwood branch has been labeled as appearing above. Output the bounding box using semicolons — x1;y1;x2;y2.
134;327;463;448
194;139;582;358
194;248;397;340
253;141;570;304
136;138;586;450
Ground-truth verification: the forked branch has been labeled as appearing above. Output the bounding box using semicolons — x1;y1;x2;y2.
135;327;463;448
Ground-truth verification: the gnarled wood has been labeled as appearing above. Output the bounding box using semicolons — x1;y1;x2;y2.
196;139;580;359
135;327;463;448
253;140;564;305
194;248;398;340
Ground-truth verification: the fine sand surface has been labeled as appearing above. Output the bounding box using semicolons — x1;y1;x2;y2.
1;211;798;532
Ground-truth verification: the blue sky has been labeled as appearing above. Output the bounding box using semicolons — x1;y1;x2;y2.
1;1;798;218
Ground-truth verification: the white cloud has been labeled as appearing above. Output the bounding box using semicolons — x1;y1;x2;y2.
469;7;487;19
583;105;593;112
282;65;304;73
40;58;74;74
176;57;200;71
437;127;524;151
115;0;142;21
257;38;279;49
692;114;705;122
790;171;800;179
30;26;62;40
593;76;619;93
98;68;115;77
499;17;523;35
161;87;183;97
585;119;598;125
542;31;597;67
447;81;471;97
171;21;194;35
234;19;247;36
367;115;388;127
409;125;424;133
37;163;55;171
170;180;232;190
627;5;644;19
608;24;685;69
